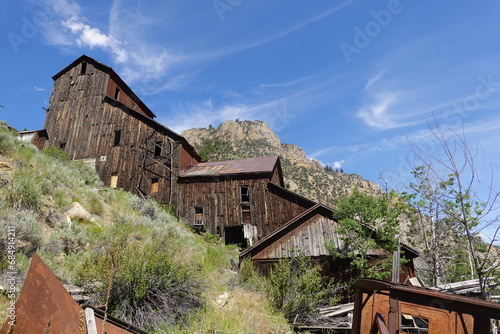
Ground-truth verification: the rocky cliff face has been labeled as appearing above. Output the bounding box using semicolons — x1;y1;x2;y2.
182;120;382;204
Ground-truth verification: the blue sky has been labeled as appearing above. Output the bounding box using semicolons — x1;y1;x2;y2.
2;1;500;237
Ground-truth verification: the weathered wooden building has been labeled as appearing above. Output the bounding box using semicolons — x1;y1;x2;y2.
38;55;201;207
177;155;318;246
239;203;419;281
24;55;420;280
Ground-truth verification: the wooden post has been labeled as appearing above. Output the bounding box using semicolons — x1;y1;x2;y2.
84;308;98;334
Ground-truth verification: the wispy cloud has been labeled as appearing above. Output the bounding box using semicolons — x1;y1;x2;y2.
62;16;128;62
34;86;45;91
357;92;398;129
160;97;290;134
208;1;354;60
32;0;128;62
365;69;386;90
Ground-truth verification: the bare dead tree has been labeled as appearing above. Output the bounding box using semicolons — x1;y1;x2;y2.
408;116;500;300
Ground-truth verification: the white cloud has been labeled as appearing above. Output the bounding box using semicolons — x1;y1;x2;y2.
62;16;128;63
357;92;398;129
34;86;45;91
333;160;345;169
365;69;386;90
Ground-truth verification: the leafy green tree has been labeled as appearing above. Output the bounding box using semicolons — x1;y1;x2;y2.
197;137;231;161
402;166;475;285
326;188;408;290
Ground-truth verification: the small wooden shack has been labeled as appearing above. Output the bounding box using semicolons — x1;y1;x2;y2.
352;278;500;334
239;203;418;281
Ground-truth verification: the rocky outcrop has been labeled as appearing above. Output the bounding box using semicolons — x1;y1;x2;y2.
182;120;382;204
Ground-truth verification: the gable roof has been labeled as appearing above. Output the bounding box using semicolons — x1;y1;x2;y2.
266;181;317;208
52;54;156;119
104;96;202;162
180;155;281;178
240;203;419;260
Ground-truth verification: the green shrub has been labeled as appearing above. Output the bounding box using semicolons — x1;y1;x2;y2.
239;258;265;291
5;168;42;210
42;146;69;161
265;256;323;320
0;209;42;257
76;236;205;330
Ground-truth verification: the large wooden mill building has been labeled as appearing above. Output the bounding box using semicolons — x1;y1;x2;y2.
24;55;418;280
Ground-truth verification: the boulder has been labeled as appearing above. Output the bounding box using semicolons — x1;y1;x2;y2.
64;202;95;223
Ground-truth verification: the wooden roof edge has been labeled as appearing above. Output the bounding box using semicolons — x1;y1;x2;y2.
266;181;318;207
18;129;46;134
53;55;156;119
52;55;109;80
103;96;201;161
239;199;419;259
239;203;322;258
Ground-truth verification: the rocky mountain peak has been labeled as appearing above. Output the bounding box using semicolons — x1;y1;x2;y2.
182;120;382;203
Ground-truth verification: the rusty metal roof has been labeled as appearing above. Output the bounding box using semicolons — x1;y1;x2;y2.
181;155;279;178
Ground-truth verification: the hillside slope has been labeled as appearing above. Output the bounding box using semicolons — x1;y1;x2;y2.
0;121;291;333
182;120;382;204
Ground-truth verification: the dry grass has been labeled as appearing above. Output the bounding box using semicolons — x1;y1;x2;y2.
167;288;292;334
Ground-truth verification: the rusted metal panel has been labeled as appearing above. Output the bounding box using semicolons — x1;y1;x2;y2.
0;254;147;334
0;253;86;334
352;278;500;334
181;155;280;178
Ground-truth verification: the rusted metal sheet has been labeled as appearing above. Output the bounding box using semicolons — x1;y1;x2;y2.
0;253;86;334
181;155;280;178
0;253;147;334
351;278;500;334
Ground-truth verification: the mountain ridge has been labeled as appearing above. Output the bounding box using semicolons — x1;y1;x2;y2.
182;120;383;204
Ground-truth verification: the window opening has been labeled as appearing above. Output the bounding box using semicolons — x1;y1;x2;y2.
110;173;118;188
154;141;162;157
80;62;87;74
240;186;250;203
114;87;120;100
401;314;429;334
194;207;203;226
151;178;159;194
113;130;122;146
241;205;251;224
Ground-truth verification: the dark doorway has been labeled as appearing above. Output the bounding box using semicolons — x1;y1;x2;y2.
224;225;247;247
